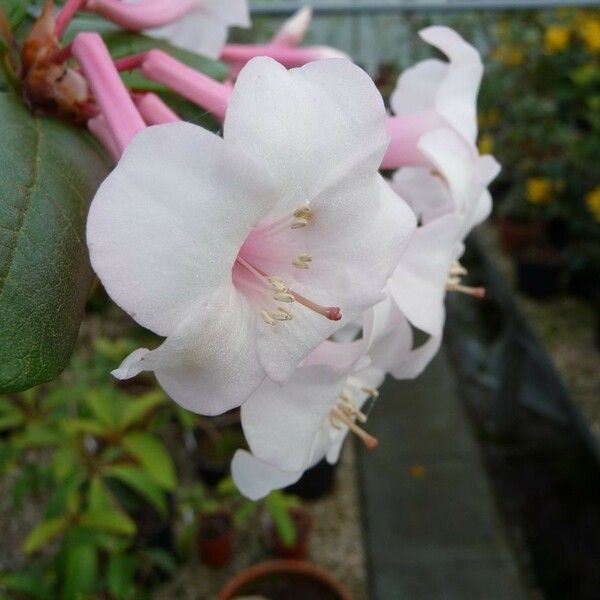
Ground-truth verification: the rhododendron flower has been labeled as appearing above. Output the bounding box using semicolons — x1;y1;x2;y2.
88;57;416;415
85;0;250;58
232;337;385;500
383;26;483;169
388;128;500;337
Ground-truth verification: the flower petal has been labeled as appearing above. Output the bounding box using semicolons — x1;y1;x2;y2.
241;365;343;472
113;287;266;415
225;57;390;218
87;122;277;337
231;450;302;500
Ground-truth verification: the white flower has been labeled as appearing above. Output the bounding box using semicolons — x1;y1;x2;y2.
87;57;416;416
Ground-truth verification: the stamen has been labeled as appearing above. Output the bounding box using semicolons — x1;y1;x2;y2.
330;408;379;450
292;252;312;269
271;307;292;321
447;282;486;298
291;206;313;229
274;291;295;303
361;387;379;399
260;310;276;326
339;396;367;423
449;261;468;277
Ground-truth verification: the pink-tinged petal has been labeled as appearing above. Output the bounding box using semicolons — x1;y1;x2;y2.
86;0;197;29
254;176;416;382
87;122;278;337
272;7;313;46
115;288;266;415
200;0;250;28
390;59;448;116
225;57;389;216
388;213;462;337
232;450;302;500
241;366;343;472
419;26;483;145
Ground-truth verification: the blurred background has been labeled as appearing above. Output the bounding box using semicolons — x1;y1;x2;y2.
1;1;599;598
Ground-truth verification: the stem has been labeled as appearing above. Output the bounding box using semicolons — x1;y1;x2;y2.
84;0;196;30
72;33;145;156
135;93;180;125
55;0;86;39
140;50;231;122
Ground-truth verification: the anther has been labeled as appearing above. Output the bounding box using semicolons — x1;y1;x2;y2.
449;261;468;277
274;291;295;303
291;206;313;229
362;387;379;399
271;307;293;321
330;408;379;450
260;310;276;326
292;252;312;269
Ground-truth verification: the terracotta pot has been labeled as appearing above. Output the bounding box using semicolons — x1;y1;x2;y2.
218;560;352;600
498;217;544;255
270;507;313;560
198;511;234;568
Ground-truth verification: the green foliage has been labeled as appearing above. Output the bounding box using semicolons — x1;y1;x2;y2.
265;491;300;548
0;93;111;393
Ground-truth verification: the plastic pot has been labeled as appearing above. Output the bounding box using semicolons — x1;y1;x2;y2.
270;507;313;560
218;560;352;600
198;511;234;568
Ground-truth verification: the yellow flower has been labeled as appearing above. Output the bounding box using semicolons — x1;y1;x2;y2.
490;46;525;66
478;108;501;129
580;19;600;52
478;133;494;155
526;178;555;205
544;25;570;54
586;185;600;222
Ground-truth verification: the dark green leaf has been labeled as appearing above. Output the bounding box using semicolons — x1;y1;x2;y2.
119;390;167;429
0;93;111;392
102;464;167;515
79;509;136;536
107;553;137;599
23;516;68;554
60;542;98;600
122;432;176;490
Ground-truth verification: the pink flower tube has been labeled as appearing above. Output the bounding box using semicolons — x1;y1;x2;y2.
83;0;197;30
135;93;180;125
72;33;146;155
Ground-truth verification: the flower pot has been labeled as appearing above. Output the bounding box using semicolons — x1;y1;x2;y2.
218;560;352;600
198;511;234;568
515;247;563;300
285;458;336;500
499;217;544;255
270;507;313;560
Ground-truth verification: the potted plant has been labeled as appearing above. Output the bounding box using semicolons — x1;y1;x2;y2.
266;491;313;560
177;478;256;568
285;457;337;500
218;560;352;600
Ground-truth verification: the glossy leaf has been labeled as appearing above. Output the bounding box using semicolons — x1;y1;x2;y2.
23;516;68;554
79;509;136;536
0;93;111;392
60;541;98;600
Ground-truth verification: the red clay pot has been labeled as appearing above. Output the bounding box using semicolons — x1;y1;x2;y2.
218;560;352;600
498;217;544;255
198;511;233;568
270;507;313;560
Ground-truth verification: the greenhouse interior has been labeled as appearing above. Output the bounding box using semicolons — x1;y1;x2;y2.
0;0;599;598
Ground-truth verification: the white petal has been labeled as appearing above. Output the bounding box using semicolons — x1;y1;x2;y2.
115;287;266;415
225;57;390;218
390;58;448;115
87;122;278;337
112;348;150;380
241;365;343;472
232;450;302;500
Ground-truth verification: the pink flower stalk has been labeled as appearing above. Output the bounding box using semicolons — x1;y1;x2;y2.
381;113;440;169
135;93;180;125
115;50;231;122
83;0;197;30
72;33;146;155
88;115;121;161
221;43;349;71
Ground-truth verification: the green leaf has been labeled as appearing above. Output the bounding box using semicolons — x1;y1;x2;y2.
0;0;26;29
85;389;119;427
79;509;136;536
0;93;111;393
266;492;297;548
122;432;176;490
60;542;98;600
107;553;137;599
15;423;63;448
119;390;167;429
23;516;68;554
0;411;24;430
102;464;167;515
88;476;113;512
